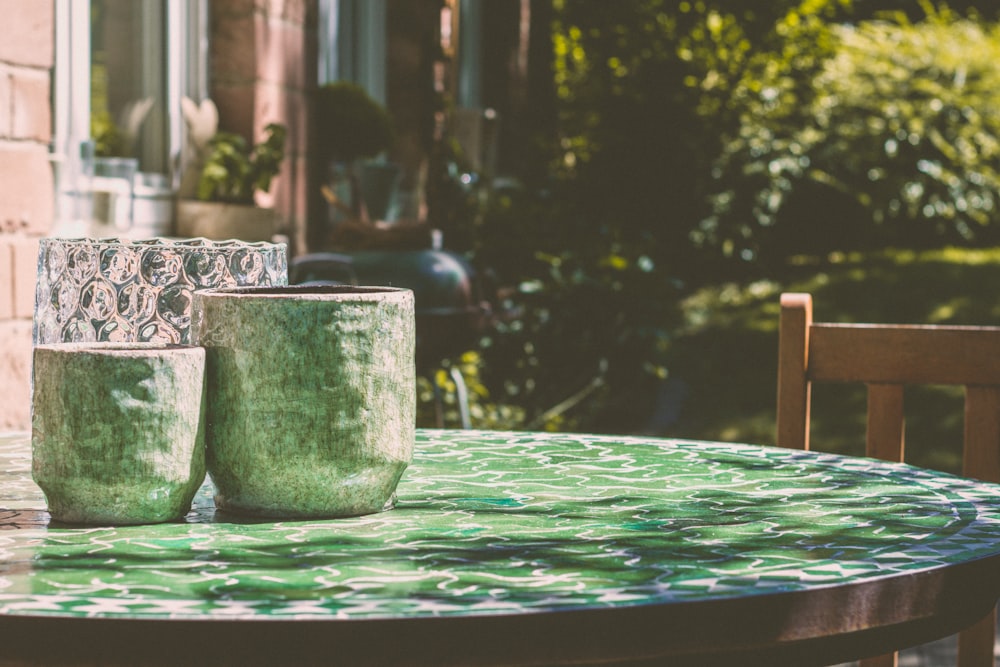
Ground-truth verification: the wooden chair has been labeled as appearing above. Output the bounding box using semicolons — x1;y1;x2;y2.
776;292;1000;667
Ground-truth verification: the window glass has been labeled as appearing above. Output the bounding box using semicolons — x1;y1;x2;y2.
52;0;206;237
90;0;168;173
318;0;387;103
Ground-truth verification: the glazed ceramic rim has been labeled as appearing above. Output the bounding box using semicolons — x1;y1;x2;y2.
195;285;413;300
33;342;204;355
38;236;285;250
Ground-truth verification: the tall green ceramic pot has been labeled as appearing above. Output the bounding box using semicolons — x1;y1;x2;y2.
31;342;206;525
192;285;415;518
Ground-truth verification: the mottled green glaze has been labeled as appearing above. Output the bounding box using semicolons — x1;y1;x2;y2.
192;285;415;518
3;430;1000;620
30;343;206;525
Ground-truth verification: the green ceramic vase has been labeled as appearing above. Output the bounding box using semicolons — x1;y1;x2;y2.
192;285;416;518
31;343;206;525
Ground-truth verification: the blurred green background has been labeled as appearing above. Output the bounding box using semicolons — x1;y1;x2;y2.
419;1;1000;475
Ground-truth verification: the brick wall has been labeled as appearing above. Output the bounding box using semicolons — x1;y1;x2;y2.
0;2;53;431
210;0;317;257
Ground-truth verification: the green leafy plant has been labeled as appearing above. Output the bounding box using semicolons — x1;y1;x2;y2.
416;352;526;430
197;123;287;205
91;110;126;158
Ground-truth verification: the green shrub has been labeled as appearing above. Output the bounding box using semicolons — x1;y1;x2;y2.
703;5;1000;260
416;352;526;430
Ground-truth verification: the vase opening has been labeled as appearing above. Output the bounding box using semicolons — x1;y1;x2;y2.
34;342;198;353
202;285;407;298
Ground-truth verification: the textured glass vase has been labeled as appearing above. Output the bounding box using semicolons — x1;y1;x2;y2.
33;237;287;345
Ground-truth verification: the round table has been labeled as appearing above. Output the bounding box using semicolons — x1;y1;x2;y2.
2;429;1000;666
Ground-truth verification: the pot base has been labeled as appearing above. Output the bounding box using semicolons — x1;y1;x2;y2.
211;463;407;519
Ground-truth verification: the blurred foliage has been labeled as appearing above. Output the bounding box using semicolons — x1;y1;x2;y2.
430;0;1000;436
466;0;856;432
704;2;1000;261
197;124;287;205
91;110;126;158
469;181;683;432
548;0;854;271
416;352;525;430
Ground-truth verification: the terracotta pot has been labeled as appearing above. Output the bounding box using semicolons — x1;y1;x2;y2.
192;285;416;519
31;342;206;525
176;200;280;242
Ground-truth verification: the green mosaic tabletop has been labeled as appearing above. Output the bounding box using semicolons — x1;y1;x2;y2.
3;429;1000;623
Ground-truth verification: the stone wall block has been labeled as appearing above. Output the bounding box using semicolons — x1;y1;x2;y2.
0;237;13;319
0;142;54;236
11;70;51;143
255;14;306;89
11;235;39;319
262;0;309;24
211;0;314;258
210;83;257;141
0;318;32;431
211;12;257;83
212;0;255;17
0;1;53;68
217;0;309;23
254;83;308;155
0;69;12;139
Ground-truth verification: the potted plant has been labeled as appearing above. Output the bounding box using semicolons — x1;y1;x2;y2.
315;81;396;224
177;98;287;242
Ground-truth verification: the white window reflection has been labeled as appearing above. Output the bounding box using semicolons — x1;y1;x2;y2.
52;0;206;238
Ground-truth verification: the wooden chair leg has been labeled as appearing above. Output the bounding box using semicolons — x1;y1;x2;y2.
859;652;897;667
957;386;1000;666
958;606;996;667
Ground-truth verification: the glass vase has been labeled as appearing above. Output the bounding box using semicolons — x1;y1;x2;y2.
33;237;287;345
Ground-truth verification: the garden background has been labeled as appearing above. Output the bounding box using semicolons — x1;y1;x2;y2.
417;0;1000;475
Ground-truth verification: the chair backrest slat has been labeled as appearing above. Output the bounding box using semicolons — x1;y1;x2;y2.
866;383;904;462
809;324;1000;386
964;386;1000;483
